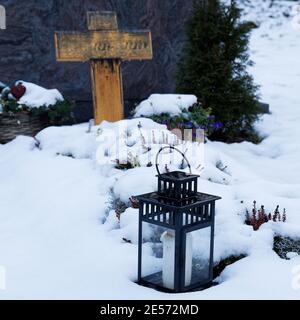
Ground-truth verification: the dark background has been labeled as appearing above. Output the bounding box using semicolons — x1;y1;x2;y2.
0;0;194;122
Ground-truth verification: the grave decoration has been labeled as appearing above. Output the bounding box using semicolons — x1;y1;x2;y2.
0;81;72;144
135;146;221;293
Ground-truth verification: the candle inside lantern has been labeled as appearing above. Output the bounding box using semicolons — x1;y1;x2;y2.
161;230;193;289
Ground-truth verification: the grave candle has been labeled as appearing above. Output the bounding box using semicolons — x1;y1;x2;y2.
161;230;193;289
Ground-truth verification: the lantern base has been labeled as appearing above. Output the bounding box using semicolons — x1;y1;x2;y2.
137;273;216;293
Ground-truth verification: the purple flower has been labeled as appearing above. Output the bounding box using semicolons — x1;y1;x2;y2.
214;121;223;130
184;121;194;128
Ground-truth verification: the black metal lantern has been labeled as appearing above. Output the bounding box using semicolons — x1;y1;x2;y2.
136;146;221;293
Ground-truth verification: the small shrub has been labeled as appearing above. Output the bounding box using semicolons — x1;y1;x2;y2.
129;196;139;209
245;201;286;231
176;0;261;143
107;189;128;222
2;99;20;113
114;152;141;170
31;100;74;125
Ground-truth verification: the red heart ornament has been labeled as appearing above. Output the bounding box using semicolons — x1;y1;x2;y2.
11;84;26;100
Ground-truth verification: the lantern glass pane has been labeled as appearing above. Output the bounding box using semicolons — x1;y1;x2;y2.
141;222;175;290
184;227;211;288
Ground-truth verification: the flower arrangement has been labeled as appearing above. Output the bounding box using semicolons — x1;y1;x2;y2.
149;102;222;138
0;81;73;125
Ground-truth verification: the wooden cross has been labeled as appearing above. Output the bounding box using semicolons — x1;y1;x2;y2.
55;11;153;124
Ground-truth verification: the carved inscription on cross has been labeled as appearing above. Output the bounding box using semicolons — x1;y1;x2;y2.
55;11;153;124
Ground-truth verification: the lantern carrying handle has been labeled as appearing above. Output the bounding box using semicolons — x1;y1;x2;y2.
155;146;192;176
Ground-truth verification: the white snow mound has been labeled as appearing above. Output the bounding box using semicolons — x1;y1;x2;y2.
17;81;64;108
134;94;197;117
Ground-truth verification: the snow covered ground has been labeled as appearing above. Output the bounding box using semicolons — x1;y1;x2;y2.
1;0;300;299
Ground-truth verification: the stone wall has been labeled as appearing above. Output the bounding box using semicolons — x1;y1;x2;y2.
0;0;193;121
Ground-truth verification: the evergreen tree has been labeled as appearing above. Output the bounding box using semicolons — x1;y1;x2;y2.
176;0;260;142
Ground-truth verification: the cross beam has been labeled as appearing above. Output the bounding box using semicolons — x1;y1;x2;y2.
55;11;153;124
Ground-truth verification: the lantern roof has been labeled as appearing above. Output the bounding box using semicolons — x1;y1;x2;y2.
136;191;221;210
157;171;199;182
